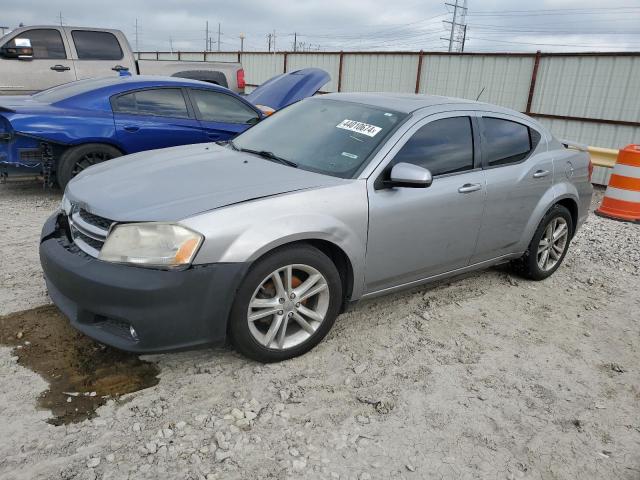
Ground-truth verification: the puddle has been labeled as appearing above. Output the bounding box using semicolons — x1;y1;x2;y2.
0;305;159;425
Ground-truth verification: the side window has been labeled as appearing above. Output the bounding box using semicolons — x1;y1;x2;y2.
5;29;66;59
482;117;534;167
112;89;190;118
72;31;123;60
190;89;259;124
392;117;474;176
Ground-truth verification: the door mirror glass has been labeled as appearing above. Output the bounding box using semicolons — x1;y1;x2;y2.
388;162;433;188
1;38;33;59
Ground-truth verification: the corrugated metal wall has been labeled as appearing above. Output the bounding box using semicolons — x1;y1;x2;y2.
341;54;418;93
242;53;285;87
536;117;640;151
531;56;640;123
136;51;639;150
286;53;340;92
420;55;534;112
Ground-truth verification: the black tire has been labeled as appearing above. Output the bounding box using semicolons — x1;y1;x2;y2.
56;143;122;190
228;244;342;362
512;204;573;280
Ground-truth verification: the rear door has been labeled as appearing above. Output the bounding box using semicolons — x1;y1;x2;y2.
112;87;206;153
470;115;552;264
66;29;135;80
0;28;76;94
186;87;261;142
364;113;486;294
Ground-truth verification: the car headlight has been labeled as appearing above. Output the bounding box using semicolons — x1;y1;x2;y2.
61;194;72;214
99;223;203;269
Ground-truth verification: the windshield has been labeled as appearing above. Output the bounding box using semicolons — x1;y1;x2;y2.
232;98;407;178
32;77;119;103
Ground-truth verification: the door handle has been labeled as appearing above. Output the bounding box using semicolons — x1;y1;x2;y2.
50;64;71;72
533;169;550;178
458;183;482;193
112;65;129;72
123;126;139;133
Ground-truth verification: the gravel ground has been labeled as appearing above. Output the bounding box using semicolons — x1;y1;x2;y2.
0;180;638;480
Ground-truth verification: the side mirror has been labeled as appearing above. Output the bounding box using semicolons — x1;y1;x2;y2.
386;162;433;188
1;38;33;60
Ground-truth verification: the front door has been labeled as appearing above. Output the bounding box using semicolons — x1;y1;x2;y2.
364;114;486;294
112;87;206;153
0;28;76;94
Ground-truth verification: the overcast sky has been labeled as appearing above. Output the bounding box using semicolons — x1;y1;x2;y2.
2;0;640;53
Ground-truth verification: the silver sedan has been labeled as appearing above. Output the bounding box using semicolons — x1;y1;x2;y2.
40;93;593;361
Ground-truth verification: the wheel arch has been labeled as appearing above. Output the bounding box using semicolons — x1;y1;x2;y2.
245;238;356;313
554;196;579;237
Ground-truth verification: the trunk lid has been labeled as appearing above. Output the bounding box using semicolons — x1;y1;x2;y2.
245;68;330;111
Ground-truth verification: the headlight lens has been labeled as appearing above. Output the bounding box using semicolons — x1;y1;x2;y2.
99;223;203;269
61;195;72;214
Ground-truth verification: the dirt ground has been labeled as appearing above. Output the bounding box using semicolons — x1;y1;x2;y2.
0;180;638;480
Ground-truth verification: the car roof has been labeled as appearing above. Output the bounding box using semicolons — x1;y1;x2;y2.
319;92;523;115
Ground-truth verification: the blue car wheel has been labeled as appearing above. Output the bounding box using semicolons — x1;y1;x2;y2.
57;143;122;189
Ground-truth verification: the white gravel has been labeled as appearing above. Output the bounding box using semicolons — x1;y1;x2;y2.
0;180;639;480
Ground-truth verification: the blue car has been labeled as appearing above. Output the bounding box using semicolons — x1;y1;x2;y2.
0;68;329;188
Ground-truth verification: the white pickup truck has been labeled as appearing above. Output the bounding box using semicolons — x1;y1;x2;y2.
0;26;245;95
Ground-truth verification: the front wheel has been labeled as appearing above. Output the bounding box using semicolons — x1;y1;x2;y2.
56;143;122;189
512;204;573;280
228;245;342;362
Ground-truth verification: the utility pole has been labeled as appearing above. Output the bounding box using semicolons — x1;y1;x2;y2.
205;21;209;51
134;18;139;53
217;23;221;52
267;33;272;52
272;30;276;53
442;0;468;52
461;24;467;52
239;33;245;52
447;0;458;52
293;32;297;52
169;36;174;54
0;26;9;36
58;11;64;26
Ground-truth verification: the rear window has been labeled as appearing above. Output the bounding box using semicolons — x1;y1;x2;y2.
112;88;190;118
72;30;123;60
32;77;121;103
482;117;533;167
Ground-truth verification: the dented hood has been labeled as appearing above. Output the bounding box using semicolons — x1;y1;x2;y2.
65;143;344;222
245;68;330;111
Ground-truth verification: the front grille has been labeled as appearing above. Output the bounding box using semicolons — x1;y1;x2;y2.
78;209;113;231
73;229;104;251
67;206;114;257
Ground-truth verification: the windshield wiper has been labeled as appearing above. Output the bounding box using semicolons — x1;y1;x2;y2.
237;147;298;168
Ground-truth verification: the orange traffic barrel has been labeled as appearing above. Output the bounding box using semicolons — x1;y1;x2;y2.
596;144;640;223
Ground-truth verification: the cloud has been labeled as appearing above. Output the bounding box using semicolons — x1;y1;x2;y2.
2;0;639;52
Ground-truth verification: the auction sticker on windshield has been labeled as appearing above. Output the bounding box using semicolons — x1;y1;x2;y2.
336;119;382;137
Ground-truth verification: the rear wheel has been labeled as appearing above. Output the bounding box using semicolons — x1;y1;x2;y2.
512;204;573;280
56;143;122;189
228;245;342;362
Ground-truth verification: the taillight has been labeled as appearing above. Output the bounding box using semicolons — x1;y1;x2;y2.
588;157;594;182
237;68;246;90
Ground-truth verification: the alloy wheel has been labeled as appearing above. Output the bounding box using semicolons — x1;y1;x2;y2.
71;151;113;176
247;264;330;350
537;217;569;271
